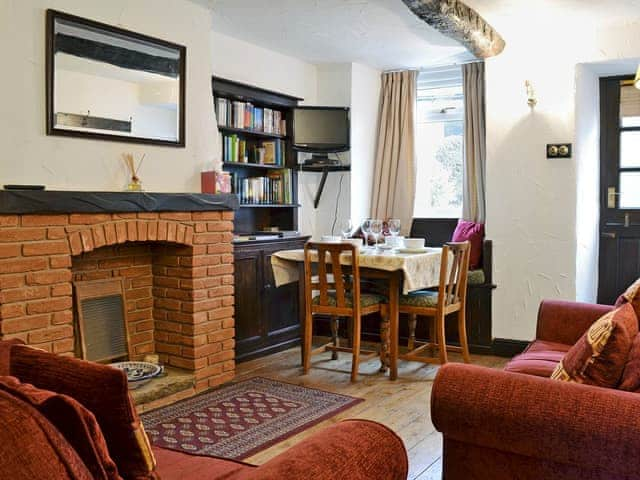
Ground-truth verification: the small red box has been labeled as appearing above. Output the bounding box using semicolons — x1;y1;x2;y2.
201;171;231;194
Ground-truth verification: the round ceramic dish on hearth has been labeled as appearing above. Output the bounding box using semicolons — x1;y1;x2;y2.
110;361;162;388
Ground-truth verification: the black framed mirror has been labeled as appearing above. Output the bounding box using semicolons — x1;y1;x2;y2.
46;10;186;147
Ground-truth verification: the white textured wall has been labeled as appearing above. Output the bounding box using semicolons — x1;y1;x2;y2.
0;0;217;192
350;62;381;227
210;31;317;103
485;19;640;340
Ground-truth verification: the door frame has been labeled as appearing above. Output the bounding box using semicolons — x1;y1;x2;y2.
597;74;640;304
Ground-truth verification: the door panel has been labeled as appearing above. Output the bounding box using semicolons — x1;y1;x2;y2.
263;249;300;342
598;76;640;304
233;249;264;356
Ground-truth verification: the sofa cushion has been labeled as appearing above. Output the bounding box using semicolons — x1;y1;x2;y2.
154;447;252;480
615;277;640;319
0;387;94;480
9;345;158;480
504;340;571;377
551;303;639;388
0;376;120;480
619;333;640;393
451;220;484;269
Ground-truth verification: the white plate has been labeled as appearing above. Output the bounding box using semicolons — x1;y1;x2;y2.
397;247;430;254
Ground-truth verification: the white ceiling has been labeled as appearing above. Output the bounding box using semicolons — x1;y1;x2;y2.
464;0;640;31
203;0;640;71
207;0;474;70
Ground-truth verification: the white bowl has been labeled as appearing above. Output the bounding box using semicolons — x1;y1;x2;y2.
404;238;425;249
321;235;342;242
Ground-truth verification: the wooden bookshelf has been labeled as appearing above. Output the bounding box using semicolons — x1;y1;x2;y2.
219;126;287;140
212;76;303;234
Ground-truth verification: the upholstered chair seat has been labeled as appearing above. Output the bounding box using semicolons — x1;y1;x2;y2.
313;292;387;308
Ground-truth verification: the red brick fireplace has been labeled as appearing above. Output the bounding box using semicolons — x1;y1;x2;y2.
0;191;238;393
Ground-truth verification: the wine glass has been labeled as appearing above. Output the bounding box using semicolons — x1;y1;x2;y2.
340;219;353;239
388;218;401;237
370;219;383;250
361;219;372;249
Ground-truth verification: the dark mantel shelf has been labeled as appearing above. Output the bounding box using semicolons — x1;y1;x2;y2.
0;190;239;214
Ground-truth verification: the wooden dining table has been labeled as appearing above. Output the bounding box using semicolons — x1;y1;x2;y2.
271;246;446;380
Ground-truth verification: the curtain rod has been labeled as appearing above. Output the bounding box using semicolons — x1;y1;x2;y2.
383;59;483;74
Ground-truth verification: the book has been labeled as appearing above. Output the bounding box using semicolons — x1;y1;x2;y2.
263;141;276;164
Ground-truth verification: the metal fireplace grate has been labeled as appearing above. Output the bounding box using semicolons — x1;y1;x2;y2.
74;279;130;362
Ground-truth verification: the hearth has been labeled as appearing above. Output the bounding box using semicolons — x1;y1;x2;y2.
0;191;238;393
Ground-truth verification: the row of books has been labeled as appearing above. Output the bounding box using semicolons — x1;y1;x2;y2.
235;170;293;205
223;135;286;166
216;98;286;135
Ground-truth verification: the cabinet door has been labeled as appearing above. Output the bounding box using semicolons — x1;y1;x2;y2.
233;248;264;359
261;240;305;349
262;250;300;342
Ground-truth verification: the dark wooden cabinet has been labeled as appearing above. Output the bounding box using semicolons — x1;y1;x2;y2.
234;236;309;362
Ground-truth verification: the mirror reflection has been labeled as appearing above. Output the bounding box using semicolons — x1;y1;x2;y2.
48;11;184;145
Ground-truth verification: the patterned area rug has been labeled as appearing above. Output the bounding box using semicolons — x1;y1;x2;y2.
141;377;363;460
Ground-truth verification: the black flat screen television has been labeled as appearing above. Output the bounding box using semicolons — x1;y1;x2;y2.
292;107;350;153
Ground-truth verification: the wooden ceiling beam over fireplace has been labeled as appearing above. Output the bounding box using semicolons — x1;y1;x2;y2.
402;0;505;59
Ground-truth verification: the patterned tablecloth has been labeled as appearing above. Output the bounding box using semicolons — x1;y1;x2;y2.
271;247;446;295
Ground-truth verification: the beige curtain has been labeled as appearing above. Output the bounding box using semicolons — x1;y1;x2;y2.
462;62;487;223
370;70;417;233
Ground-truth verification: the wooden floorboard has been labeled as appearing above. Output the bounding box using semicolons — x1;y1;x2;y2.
235;339;507;478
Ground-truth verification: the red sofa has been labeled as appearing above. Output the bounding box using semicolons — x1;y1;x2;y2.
431;300;640;480
0;340;408;480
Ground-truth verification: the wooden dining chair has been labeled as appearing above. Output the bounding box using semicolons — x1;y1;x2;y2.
396;241;472;365
303;242;387;382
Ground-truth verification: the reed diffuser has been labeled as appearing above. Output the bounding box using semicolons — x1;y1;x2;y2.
122;153;145;191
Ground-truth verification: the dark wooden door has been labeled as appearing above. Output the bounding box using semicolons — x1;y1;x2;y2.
598;76;640;304
233;248;264;359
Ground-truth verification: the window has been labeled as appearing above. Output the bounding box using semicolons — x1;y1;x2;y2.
414;66;464;218
619;81;640;208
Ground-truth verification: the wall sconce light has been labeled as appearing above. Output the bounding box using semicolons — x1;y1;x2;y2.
635;64;640;90
525;80;537;107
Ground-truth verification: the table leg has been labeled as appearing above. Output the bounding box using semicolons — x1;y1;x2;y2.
297;262;307;366
388;271;400;381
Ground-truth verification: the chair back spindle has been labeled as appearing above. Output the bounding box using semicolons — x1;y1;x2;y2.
438;241;471;308
304;242;360;311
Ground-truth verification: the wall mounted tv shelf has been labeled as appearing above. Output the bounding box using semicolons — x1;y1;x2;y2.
298;164;351;208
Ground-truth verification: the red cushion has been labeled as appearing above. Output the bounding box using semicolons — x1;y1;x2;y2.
154;447;252;480
619;333;640;392
451;220;484;269
615;277;640;318
0;338;24;376
0;387;93;480
504;340;571;377
551;303;639;388
0;376;120;480
9;345;157;479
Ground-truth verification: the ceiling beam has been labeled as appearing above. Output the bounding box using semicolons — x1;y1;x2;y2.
402;0;505;59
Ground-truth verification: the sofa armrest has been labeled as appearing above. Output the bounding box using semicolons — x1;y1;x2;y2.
432;364;640;478
535;300;613;345
241;420;408;480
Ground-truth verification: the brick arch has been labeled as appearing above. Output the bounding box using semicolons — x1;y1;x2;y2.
0;210;235;392
67;219;195;256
